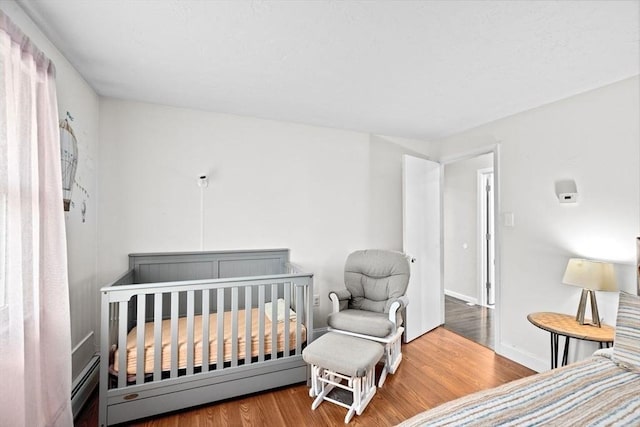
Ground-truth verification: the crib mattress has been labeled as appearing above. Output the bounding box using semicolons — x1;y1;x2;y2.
113;307;306;375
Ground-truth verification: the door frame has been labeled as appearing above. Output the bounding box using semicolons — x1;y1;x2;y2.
477;167;494;307
440;143;502;354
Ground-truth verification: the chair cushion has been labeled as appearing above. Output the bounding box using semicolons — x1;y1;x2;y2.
344;249;410;314
327;309;395;338
612;292;640;369
302;332;384;377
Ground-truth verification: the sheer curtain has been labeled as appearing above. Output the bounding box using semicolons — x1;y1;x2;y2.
0;11;73;427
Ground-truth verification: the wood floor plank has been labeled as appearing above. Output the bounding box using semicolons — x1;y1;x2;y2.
76;328;535;427
444;296;494;349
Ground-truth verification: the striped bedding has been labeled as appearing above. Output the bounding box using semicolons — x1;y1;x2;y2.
398;353;640;427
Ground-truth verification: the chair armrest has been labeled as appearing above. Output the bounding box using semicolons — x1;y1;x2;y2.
328;289;352;313
388;296;409;324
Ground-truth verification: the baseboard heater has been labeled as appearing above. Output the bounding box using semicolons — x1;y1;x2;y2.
71;354;100;418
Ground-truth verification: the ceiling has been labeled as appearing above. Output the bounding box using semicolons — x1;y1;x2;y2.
16;0;640;140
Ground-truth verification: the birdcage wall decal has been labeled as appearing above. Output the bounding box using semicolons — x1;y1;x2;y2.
60;113;78;211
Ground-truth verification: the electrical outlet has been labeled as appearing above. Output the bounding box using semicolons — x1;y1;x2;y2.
313;294;320;307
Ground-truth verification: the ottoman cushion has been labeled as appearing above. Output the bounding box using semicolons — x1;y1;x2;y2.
303;332;384;377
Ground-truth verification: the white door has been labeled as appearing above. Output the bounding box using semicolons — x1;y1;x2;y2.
402;155;442;343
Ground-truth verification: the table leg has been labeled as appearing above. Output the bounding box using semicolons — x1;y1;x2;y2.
550;332;559;369
561;337;570;366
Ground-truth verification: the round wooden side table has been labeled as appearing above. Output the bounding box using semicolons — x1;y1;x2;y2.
527;312;614;369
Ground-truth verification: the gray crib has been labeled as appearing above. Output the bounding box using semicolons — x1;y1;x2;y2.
99;249;313;426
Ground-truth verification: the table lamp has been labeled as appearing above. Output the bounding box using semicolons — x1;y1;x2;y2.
562;258;617;327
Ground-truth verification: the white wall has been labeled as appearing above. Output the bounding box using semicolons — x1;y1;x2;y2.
0;1;100;380
8;0;636;378
368;134;435;250
98;98;431;326
434;76;640;371
443;153;493;301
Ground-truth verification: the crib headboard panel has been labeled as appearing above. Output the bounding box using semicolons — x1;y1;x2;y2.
129;249;290;284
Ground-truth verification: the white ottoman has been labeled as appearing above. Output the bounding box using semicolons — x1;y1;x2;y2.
302;332;384;423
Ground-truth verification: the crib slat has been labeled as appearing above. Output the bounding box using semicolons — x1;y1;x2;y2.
118;301;128;388
244;286;252;365
110;303;117;346
296;285;303;354
216;288;224;370
283;282;291;357
231;287;239;367
170;292;179;378
136;294;146;384
186;290;195;375
258;285;265;362
153;293;163;381
201;289;210;373
271;284;278;359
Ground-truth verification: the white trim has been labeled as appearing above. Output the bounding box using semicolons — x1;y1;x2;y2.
493;145;502;357
497;342;547;374
72;354;100;417
477;167;494;307
72;331;95;355
444;289;478;305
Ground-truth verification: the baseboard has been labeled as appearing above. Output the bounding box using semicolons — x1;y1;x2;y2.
444;289;478;305
496;342;547;373
71;354;100;418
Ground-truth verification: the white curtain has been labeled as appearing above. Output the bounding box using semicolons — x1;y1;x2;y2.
0;11;73;427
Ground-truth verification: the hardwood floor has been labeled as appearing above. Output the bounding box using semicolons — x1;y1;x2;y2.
75;327;534;427
444;295;494;349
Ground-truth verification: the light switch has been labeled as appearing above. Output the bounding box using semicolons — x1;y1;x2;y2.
503;212;515;227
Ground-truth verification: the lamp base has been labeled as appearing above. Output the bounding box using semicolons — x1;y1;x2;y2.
575;289;601;327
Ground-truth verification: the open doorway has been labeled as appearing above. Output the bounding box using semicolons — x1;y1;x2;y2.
442;152;495;349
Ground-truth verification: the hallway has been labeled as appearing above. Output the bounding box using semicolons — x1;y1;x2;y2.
443;295;494;349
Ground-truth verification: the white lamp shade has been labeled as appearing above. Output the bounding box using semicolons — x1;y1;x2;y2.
562;258;617;292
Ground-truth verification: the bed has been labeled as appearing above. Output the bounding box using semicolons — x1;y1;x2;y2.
99;249;313;427
398;290;640;427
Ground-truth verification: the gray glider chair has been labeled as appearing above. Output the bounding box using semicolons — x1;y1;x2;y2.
327;249;410;387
